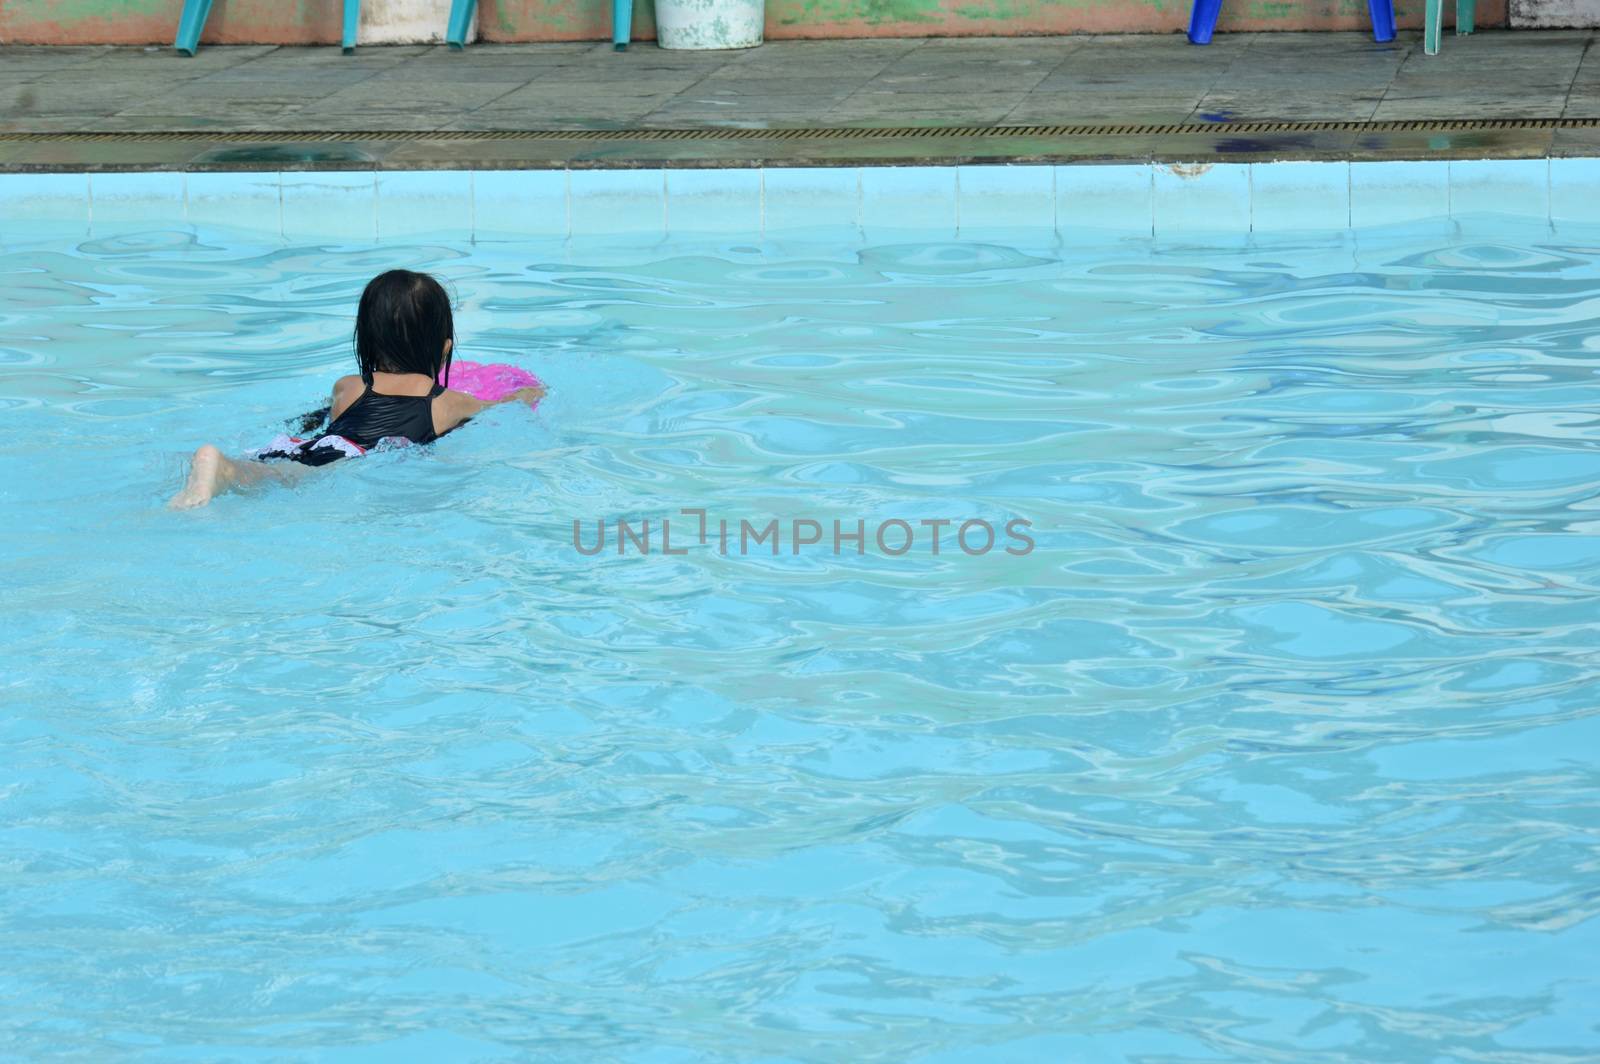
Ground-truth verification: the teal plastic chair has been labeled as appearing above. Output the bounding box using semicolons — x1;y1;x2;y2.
1425;0;1474;54
175;0;362;55
446;0;476;47
613;0;632;49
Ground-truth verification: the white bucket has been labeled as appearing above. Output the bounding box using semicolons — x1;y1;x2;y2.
357;0;476;44
655;0;764;49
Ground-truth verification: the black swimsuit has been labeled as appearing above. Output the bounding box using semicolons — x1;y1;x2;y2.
326;381;444;447
256;381;445;466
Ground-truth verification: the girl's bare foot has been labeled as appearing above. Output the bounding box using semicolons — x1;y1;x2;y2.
168;444;227;509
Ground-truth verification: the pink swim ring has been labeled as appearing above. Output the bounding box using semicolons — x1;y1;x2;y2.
441;359;546;406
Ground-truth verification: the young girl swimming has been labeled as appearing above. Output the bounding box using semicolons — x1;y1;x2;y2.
169;270;544;510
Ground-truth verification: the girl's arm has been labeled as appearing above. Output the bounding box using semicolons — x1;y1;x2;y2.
435;385;545;436
488;385;546;408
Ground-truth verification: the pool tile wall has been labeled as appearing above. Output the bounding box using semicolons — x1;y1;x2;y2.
0;173;91;237
1154;163;1251;234
760;168;860;233
1449;158;1549;218
1054;165;1152;233
1350;161;1452;229
569;170;667;238
666;169;763;235
377;171;475;241
0;160;1589;243
1550;157;1600;223
1249;162;1351;231
471;169;568;240
861;166;959;235
90;172;187;236
955;165;1056;231
281;172;377;243
187;172;281;235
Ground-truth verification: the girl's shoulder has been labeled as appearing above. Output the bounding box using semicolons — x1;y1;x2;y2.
330;374;367;420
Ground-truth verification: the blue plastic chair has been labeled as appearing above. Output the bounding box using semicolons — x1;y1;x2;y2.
1188;0;1395;45
175;0;362;55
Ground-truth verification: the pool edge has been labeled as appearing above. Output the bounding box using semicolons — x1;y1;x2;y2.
0;119;1593;174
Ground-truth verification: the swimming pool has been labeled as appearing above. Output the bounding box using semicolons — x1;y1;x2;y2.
3;164;1599;1060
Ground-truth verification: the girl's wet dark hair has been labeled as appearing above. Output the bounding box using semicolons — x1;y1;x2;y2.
354;269;455;387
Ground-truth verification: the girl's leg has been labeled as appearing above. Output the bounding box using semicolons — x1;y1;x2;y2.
168;444;299;509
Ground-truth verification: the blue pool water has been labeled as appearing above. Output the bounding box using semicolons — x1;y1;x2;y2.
3;224;1598;1061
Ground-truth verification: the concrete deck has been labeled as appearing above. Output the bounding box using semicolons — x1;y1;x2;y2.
4;31;1600;170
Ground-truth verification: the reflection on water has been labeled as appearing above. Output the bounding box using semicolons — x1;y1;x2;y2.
2;226;1598;1061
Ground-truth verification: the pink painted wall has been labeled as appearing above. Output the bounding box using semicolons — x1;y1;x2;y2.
0;0;1507;46
485;0;1506;43
2;0;342;46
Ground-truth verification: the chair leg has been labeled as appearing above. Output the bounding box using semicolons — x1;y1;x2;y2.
1425;0;1443;54
342;0;360;54
1457;0;1475;35
1187;0;1223;45
612;0;633;51
446;0;477;48
1368;0;1396;43
174;0;214;56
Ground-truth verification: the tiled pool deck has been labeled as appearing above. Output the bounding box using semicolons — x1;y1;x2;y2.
5;31;1600;171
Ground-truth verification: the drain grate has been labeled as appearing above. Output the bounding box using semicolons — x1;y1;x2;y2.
0;117;1596;144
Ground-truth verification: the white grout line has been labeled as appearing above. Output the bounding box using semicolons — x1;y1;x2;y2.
1148;164;1155;238
854;166;863;238
1050;163;1058;240
1546;156;1554;229
563;168;572;243
953;165;960;235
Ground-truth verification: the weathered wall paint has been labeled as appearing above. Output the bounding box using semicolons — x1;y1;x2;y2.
1510;0;1600;27
0;0;1507;45
481;0;1505;42
763;0;1505;37
481;0;662;40
2;0;341;46
360;0;478;44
